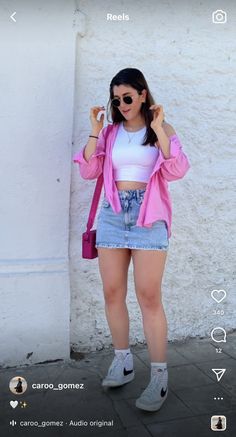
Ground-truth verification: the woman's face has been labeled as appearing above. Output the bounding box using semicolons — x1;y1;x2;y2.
112;84;146;121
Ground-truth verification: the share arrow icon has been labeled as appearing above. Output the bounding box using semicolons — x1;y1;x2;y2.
212;368;226;382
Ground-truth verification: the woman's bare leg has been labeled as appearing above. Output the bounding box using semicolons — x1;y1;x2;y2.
97;247;131;349
131;249;168;362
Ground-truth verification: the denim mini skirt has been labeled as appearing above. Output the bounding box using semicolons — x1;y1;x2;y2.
95;189;169;251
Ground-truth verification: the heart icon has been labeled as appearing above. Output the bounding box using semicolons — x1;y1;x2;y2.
211;289;226;303
10;400;18;409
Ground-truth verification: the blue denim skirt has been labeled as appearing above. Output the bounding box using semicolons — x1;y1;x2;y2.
95;189;169;250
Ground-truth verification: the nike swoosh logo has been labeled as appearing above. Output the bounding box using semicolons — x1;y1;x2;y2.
161;387;167;397
123;368;134;376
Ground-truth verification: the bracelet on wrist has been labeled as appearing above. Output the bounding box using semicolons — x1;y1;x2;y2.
89;135;99;139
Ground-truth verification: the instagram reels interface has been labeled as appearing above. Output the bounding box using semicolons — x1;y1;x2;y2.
0;1;235;437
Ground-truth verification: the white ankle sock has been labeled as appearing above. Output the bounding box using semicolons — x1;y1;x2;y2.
115;348;133;370
151;362;168;379
115;348;131;357
151;362;167;369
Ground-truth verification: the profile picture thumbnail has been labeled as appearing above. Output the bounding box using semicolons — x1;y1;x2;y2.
211;415;226;431
9;376;27;395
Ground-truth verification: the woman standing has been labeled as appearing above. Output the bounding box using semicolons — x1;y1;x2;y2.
73;68;190;412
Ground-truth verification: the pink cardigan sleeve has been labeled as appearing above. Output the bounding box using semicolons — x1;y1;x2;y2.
73;128;106;180
159;134;190;181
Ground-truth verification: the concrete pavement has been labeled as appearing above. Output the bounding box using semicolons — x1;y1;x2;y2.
1;333;236;437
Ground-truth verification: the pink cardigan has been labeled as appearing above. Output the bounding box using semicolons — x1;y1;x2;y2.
73;123;190;238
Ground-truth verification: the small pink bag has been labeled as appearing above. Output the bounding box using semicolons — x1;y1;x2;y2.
82;125;112;259
82;174;103;259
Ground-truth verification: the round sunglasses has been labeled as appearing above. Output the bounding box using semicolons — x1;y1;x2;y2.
111;95;133;107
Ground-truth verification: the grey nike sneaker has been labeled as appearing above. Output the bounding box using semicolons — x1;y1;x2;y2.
102;352;134;387
135;368;168;411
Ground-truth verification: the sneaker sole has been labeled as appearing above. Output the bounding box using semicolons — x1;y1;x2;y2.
102;371;135;388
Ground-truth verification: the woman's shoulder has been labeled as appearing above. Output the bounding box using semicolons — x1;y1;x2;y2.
101;122;120;136
162;121;176;136
155;121;177;147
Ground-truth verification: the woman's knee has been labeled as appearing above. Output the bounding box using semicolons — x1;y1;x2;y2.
137;285;162;310
103;285;127;305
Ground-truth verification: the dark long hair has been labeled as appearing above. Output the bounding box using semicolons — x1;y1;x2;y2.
107;68;158;146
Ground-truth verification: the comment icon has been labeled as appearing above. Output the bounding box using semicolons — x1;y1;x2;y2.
211;327;227;343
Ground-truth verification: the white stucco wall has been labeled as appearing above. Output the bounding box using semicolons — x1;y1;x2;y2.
71;0;236;351
0;0;76;366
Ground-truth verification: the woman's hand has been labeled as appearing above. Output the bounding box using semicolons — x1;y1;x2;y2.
150;104;165;133
90;106;105;134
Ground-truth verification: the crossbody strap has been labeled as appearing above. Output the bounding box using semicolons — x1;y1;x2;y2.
86;124;112;232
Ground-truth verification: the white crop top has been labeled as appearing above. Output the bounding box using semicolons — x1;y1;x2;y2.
112;122;159;183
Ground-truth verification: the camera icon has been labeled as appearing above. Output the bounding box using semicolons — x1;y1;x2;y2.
212;9;227;24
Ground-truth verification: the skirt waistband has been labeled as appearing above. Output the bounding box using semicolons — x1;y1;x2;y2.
117;189;146;202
